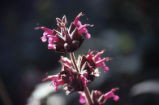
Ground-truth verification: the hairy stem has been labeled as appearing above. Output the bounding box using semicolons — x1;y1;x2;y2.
70;52;79;72
70;52;93;105
84;87;93;105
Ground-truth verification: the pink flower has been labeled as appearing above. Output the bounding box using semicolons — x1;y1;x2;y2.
104;88;120;102
44;63;89;94
85;50;112;72
79;88;119;105
38;12;120;105
43;75;64;91
73;12;93;39
58;50;111;85
45;51;109;93
79;92;86;104
36;12;93;53
60;56;72;66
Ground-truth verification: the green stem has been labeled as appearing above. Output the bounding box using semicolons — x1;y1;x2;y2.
70;52;93;105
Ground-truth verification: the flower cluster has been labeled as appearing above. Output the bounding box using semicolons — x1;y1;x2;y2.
79;88;119;105
36;12;93;53
38;12;119;105
44;50;111;94
44;64;86;94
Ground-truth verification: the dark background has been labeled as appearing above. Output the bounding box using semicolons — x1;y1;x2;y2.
0;0;159;105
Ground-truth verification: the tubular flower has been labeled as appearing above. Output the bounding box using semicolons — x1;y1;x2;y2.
44;63;88;94
103;88;120;102
78;50;112;84
60;50;111;84
60;64;88;94
83;50;112;72
44;50;112;94
79;88;119;105
79;92;86;104
43;75;64;91
36;12;93;53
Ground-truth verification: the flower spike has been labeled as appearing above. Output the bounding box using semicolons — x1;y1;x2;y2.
38;12;119;105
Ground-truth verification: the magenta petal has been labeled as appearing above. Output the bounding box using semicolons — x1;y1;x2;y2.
78;26;87;34
44;75;64;91
43;75;57;81
41;36;47;42
78;24;92;39
60;56;72;66
79;92;86;104
80;97;86;104
86;33;91;39
48;44;56;49
95;58;106;67
52;81;58;91
77;21;82;27
48;37;54;44
113;95;120;102
54;80;64;91
104;66;109;72
43;32;48;36
104;88;119;102
40;27;53;35
94;50;105;61
73;12;83;26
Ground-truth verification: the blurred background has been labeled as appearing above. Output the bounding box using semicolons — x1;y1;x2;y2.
0;0;159;105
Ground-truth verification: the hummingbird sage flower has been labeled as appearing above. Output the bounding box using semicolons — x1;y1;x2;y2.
81;50;112;72
38;12;119;105
44;50;111;94
44;63;88;94
60;50;111;83
44;50;112;94
36;12;93;53
79;88;119;105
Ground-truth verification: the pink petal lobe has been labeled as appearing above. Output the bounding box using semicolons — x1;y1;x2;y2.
41;36;47;42
104;66;109;72
48;44;56;49
60;56;72;66
43;75;64;91
79;92;86;104
104;88;119;102
86;33;91;39
73;12;83;26
94;50;105;61
95;58;106;67
113;95;120;102
40;27;53;35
